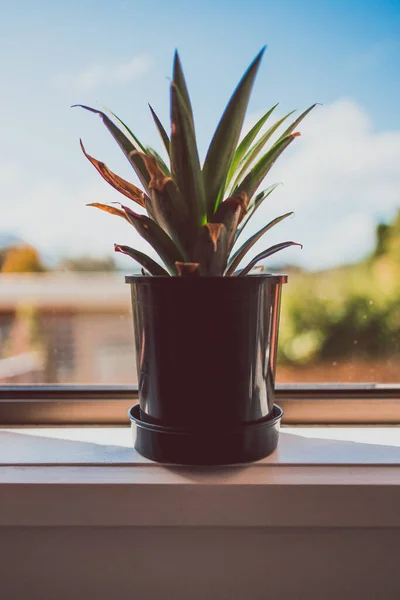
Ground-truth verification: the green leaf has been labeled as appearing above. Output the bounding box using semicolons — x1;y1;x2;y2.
80;140;147;207
212;193;248;252
173;51;194;123
231;110;295;190
226;212;293;275
130;152;190;257
146;146;171;176
276;103;318;142
237;241;303;276
235;183;281;242
235;133;298;201
121;204;185;275
170;82;206;229
194;223;229;275
104;106;147;153
226;102;278;186
72;105;151;193
114;244;169;276
150;180;192;258
148;104;171;156
202;47;266;217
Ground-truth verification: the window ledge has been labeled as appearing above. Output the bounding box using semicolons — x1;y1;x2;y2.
1;426;400;528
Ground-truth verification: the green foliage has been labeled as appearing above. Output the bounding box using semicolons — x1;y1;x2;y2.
76;50;315;276
279;211;400;365
373;223;390;258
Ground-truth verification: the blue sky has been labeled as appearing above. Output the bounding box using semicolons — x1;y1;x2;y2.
1;0;399;270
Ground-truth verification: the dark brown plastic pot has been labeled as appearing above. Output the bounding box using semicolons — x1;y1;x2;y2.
126;274;287;465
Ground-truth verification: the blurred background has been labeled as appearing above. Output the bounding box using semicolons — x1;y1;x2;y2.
0;0;399;384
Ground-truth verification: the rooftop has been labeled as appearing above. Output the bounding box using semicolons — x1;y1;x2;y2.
0;273;130;311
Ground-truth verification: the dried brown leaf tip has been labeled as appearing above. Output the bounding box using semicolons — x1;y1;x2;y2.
80;140;146;207
233;191;249;221
205;223;225;251
175;262;200;276
134;152;171;192
238;190;249;207
86;202;130;222
216;192;248;223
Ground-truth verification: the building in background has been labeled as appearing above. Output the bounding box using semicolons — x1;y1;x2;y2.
0;273;137;384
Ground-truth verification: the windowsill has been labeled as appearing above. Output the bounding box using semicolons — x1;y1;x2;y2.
1;425;400;528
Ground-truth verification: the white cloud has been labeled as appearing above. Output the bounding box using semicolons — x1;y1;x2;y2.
55;54;152;91
237;98;400;270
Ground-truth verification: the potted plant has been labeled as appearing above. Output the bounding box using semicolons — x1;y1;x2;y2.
75;47;315;465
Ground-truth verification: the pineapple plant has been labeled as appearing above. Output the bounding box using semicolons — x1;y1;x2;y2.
75;48;315;277
74;48;317;464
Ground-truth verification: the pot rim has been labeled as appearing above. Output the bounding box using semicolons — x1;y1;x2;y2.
125;273;288;285
128;403;283;434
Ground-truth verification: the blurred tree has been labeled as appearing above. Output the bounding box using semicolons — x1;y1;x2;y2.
60;255;117;271
371;210;400;259
1;245;46;273
384;210;400;260
279;209;400;368
373;223;391;258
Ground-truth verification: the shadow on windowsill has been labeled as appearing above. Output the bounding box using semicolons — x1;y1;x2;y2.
0;426;400;473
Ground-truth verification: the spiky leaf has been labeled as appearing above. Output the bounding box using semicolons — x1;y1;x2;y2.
277;103;318;142
237;241;303;276
80;141;146;207
134;152;191;256
72;105;151;192
231;111;295;190
145;146;171;176
114;244;169;276
226;212;293;275
121;204;185;274
194;223;228;275
149;104;171;156
172;51;194;122
226;102;278;186
105;106;147;153
235;183;281;241
170;82;206;229
235;133;298;201
202;47;266;216
87;202;130;222
212;193;248;252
